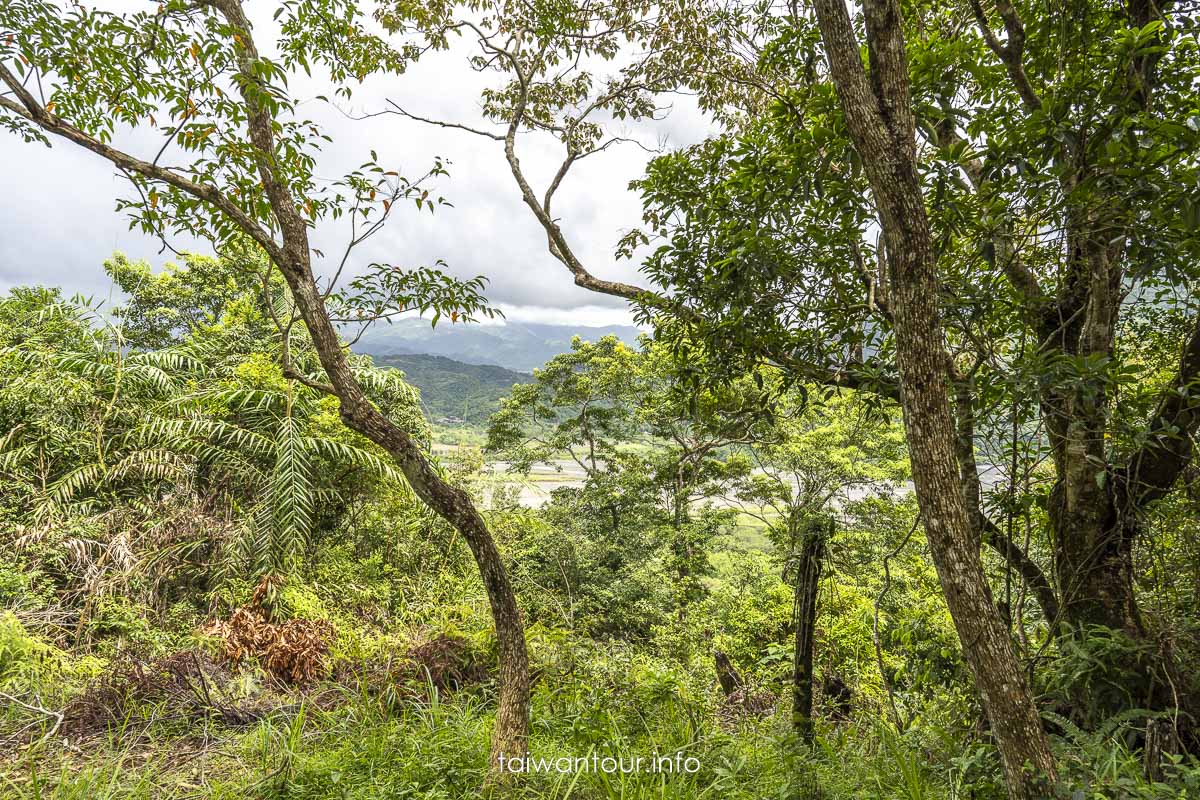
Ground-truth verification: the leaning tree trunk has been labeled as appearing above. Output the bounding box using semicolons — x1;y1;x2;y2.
879;179;1056;799
0;0;534;774
211;0;531;777
811;0;1057;795
790;515;829;743
281;266;531;773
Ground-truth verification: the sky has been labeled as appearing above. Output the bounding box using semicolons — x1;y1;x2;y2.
0;3;715;327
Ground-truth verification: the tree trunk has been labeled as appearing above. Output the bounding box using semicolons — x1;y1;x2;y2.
715;650;743;697
1047;493;1188;729
791;516;828;743
1049;488;1140;635
883;202;1056;799
282;265;531;775
810;0;1057;794
210;0;531;778
1036;222;1171;723
1144;718;1180;782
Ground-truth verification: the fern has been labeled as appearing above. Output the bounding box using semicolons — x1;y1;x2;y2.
271;412;314;573
304;437;408;486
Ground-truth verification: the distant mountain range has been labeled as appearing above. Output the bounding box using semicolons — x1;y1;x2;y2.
370;353;529;426
351;318;643;372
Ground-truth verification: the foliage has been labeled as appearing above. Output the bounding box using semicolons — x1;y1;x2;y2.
0;611;60;687
104;249;265;350
3;0;1200;793
373;353;529;426
487;336;761;633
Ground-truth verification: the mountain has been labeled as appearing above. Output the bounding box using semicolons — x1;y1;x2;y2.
372;353;529;426
351;318;643;372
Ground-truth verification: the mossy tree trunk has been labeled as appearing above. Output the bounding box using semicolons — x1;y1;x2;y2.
810;0;1058;795
790;515;830;743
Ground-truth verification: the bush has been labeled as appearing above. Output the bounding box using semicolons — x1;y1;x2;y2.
0;611;61;687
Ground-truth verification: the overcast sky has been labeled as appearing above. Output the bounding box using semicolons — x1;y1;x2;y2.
0;3;715;326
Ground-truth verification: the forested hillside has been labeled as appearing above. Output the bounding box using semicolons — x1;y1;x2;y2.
3;0;1200;799
354;319;642;372
373;353;529;426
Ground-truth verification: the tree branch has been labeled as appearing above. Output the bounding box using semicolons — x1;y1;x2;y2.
931;121;1046;305
1118;310;1200;509
0;70;283;266
967;0;1043;111
954;379;1060;624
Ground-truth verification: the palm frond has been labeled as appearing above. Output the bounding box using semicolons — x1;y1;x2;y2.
0;442;38;474
47;462;108;504
302;437;407;486
107;449;192;484
271;413;314;573
131;417;275;458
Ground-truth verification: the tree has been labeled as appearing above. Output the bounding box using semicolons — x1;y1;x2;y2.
728;388;908;741
621;0;1200;744
802;2;1059;793
359;0;1179;791
0;1;529;773
104;249;264;350
487;336;758;621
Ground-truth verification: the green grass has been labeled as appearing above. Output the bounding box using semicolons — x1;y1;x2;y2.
0;705;855;799
5;655;1194;800
729;513;776;553
1;680;787;799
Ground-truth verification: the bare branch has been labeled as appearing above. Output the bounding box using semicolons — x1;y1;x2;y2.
381;100;504;141
0;691;63;747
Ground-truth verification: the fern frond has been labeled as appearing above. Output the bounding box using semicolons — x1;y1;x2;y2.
271;414;313;573
1041;710;1087;743
54;354;117;382
120;362;178;396
302;437;406;485
131;349;208;377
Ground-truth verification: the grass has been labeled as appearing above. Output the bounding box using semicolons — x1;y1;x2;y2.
5;660;1194;800
0;652;951;800
728;513;776;553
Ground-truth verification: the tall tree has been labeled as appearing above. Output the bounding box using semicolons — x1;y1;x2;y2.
0;1;529;773
104;249;264;350
804;1;1057;791
619;0;1200;733
359;0;1171;791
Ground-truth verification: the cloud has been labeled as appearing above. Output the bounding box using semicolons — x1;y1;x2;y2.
492;304;648;327
0;5;711;326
